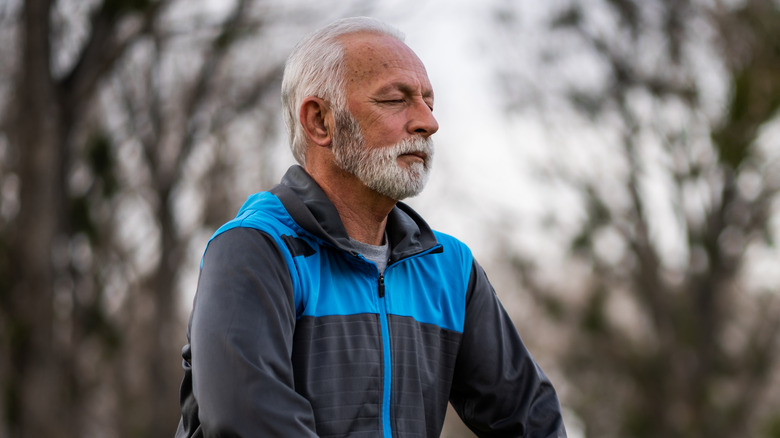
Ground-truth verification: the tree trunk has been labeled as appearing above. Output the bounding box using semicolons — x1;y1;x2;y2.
6;0;73;437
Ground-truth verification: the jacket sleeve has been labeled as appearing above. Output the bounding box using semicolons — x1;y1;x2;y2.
449;260;567;438
184;227;318;437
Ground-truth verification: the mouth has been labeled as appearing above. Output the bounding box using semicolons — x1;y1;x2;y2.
399;151;427;162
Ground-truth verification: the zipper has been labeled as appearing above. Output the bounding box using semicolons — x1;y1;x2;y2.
374;246;441;437
377;273;392;437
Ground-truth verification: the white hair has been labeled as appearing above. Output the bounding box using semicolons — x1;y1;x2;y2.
281;17;406;165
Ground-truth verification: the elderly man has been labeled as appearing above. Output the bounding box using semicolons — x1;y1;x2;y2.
176;17;566;438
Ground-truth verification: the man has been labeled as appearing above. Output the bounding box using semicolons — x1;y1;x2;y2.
176;16;566;438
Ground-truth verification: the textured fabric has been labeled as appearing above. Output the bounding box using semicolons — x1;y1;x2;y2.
175;165;567;438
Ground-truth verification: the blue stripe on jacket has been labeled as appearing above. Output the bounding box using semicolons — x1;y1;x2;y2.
206;191;473;334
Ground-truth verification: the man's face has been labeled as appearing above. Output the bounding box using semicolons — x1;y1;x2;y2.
331;33;439;200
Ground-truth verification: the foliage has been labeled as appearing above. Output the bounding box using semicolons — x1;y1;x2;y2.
494;0;780;437
0;0;372;436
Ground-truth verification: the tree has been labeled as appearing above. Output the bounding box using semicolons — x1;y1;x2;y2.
0;0;372;436
493;0;780;436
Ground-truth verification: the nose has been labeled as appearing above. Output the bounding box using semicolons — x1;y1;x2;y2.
407;99;439;137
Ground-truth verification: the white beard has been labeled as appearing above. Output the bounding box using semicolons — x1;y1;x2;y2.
332;109;434;201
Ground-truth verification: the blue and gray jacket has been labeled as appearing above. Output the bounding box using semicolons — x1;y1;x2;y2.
176;165;566;438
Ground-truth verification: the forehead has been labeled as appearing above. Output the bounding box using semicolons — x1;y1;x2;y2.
339;32;432;93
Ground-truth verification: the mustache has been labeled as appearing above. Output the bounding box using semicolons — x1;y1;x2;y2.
386;136;435;161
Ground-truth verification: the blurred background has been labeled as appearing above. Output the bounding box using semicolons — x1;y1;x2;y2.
1;0;779;437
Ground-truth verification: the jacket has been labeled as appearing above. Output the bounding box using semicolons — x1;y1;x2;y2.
176;165;566;437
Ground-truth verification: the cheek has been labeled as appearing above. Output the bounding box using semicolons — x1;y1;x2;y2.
364;113;407;138
364;128;401;150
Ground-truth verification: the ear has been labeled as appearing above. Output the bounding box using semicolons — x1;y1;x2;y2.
299;97;333;147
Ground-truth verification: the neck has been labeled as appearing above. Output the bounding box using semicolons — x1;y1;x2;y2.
307;165;395;246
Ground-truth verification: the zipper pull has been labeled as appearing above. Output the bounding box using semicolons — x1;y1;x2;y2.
378;274;385;298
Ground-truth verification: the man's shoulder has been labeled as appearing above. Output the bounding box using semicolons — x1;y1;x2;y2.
429;230;474;272
216;191;300;238
200;191;304;266
431;230;470;253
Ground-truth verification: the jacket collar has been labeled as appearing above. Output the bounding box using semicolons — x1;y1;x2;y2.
270;165;439;262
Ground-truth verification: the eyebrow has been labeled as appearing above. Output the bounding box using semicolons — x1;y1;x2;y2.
376;82;434;100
